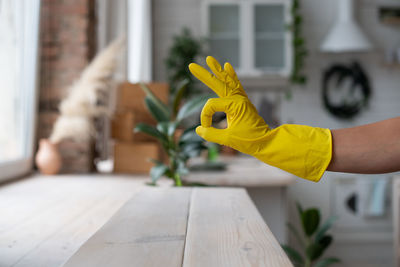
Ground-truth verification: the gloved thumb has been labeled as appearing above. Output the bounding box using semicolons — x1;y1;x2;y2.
196;126;228;145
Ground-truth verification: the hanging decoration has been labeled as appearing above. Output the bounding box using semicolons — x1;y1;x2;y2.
322;62;371;119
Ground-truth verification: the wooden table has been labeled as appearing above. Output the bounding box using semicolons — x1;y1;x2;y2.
64;187;292;267
186;156;296;243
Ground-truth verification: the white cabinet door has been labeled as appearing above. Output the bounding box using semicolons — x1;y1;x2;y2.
254;3;286;71
209;4;241;68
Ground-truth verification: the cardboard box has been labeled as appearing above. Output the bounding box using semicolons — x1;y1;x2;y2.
117;82;169;112
114;142;160;174
111;111;156;142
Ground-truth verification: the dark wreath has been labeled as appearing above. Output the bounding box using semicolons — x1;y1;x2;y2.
322;62;371;119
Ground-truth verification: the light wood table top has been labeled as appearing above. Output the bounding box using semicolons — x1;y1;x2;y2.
0;174;151;267
64;187;292;267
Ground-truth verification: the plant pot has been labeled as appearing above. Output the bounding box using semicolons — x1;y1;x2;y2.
35;138;62;175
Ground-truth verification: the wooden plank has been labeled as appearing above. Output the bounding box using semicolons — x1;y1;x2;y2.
10;178;145;267
182;188;292;267
63;187;192;267
0;175;147;267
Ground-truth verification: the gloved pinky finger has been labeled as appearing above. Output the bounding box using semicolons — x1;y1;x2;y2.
195;126;228;145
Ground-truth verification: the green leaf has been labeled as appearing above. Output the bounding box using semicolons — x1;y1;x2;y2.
150;164;169;183
286;223;305;247
156;122;169;136
134;123;167;143
139;83;170;118
301;208;320;237
168;122;179;137
179;127;202;144
176;95;211;121
145;96;170;122
316;216;338;242
318;235;333;251
306;243;324;261
314;257;341;267
181;142;204;158
157;122;179;139
176;159;189;177
281;245;304;265
181;124;198;135
172;79;189;117
149;158;164;165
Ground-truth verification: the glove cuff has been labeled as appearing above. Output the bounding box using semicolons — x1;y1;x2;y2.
252;125;332;182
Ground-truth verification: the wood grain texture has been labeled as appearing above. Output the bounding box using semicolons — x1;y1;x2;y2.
182;188;293;267
0;175;147;267
63;187;192;267
0;175;291;267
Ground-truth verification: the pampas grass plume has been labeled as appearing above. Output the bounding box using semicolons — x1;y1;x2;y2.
49;37;125;143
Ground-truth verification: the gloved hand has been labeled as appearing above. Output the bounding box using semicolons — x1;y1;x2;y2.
189;56;332;182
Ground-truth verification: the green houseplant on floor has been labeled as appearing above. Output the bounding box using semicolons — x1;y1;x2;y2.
282;203;340;267
134;81;211;186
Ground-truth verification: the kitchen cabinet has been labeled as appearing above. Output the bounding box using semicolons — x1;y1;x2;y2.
202;0;292;81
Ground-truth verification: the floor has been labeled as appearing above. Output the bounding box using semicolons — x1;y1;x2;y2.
0;173;152;267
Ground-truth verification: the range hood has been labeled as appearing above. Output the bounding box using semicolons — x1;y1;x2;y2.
321;0;372;52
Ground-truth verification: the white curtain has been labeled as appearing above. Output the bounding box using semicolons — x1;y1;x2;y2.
0;0;40;181
127;0;152;83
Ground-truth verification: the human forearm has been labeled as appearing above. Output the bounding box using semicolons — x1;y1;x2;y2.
327;117;400;174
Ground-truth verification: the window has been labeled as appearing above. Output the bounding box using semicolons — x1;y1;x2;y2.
0;0;41;181
209;4;240;68
254;4;285;70
204;0;291;78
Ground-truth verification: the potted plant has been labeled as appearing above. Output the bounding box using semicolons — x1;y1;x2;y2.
134;81;211;186
282;203;340;267
165;27;204;102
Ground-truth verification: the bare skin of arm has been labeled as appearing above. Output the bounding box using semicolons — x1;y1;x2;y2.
327;117;400;174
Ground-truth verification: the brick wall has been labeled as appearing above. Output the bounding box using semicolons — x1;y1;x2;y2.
38;0;96;173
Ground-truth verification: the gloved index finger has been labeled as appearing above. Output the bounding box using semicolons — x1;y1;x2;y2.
188;63;226;98
200;98;232;127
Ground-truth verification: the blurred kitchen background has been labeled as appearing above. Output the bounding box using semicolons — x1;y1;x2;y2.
1;0;400;266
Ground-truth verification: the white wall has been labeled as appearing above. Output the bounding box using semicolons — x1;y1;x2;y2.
153;0;203;82
280;1;400;266
152;0;400;266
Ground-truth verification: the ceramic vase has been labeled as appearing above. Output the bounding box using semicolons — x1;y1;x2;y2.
35;139;62;175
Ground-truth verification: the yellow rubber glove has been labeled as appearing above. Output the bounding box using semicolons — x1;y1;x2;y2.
189;56;332;182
